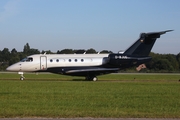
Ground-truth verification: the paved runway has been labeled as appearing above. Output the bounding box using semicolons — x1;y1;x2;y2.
0;118;180;120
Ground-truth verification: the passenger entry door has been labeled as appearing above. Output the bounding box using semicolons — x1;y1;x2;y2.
40;56;47;70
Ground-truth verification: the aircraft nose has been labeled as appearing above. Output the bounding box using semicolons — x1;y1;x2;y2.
6;66;14;71
6;64;19;72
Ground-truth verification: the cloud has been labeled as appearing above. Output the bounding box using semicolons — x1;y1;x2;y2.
0;0;20;22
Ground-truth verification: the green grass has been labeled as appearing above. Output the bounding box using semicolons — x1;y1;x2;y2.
1;72;180;81
0;73;180;118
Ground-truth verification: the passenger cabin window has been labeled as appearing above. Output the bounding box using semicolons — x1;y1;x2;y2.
21;57;33;62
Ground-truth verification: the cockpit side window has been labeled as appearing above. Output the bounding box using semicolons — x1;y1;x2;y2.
27;57;33;62
21;57;33;62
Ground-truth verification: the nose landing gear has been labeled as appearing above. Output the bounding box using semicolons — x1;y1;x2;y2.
18;72;25;80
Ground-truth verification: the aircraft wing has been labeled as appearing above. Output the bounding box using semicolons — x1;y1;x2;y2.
65;67;119;73
63;67;119;76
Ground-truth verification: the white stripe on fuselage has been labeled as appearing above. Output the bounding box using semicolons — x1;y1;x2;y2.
6;54;110;72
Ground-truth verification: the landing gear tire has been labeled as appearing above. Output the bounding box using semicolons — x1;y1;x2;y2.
85;76;98;81
92;76;98;81
20;77;24;81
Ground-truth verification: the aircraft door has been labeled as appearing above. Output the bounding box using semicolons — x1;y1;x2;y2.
40;56;47;70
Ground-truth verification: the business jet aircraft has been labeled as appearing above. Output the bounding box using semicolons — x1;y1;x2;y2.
6;30;172;81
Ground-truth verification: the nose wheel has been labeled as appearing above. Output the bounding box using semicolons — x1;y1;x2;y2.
20;75;25;80
18;72;25;80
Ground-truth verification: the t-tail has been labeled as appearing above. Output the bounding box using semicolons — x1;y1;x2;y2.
123;30;173;56
108;30;173;69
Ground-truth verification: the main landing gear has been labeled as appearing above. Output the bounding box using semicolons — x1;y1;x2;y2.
18;72;25;80
85;76;98;81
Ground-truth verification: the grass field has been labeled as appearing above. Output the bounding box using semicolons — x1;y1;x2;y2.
0;72;180;118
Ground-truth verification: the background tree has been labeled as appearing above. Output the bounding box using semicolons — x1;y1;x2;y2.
9;48;20;65
176;53;180;70
23;43;40;56
41;50;54;54
100;50;113;54
0;50;2;62
74;49;86;54
57;49;74;54
147;52;179;72
1;48;10;62
86;48;97;54
23;43;30;54
0;48;10;70
28;49;40;55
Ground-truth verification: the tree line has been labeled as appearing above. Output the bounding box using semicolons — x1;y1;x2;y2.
0;43;180;72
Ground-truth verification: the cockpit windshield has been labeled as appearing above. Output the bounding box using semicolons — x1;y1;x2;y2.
21;57;33;62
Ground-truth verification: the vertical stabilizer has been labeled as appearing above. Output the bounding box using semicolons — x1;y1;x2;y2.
123;30;173;56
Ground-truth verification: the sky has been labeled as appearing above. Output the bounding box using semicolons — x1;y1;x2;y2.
0;0;180;54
